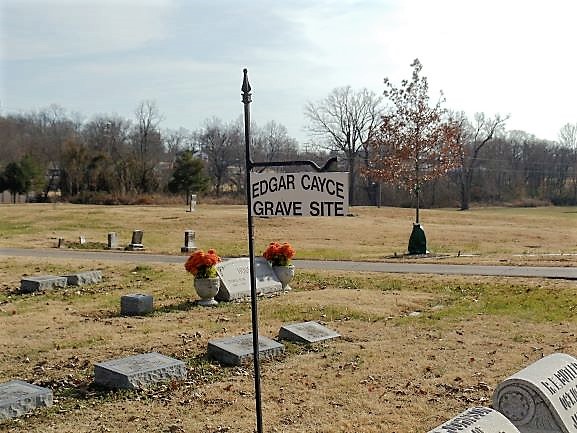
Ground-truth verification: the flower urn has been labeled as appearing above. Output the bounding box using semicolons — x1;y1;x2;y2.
194;277;220;306
273;264;295;290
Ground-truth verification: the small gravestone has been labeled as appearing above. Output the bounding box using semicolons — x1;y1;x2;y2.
427;407;521;433
215;257;283;301
79;235;86;245
64;270;102;286
187;194;197;212
107;232;118;249
94;352;186;389
493;353;577;433
0;380;53;420
207;333;285;366
120;293;153;316
20;275;67;293
279;321;340;344
180;230;197;253
126;230;144;251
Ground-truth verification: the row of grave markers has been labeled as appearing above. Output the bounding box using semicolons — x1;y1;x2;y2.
5;341;577;431
0;321;339;420
56;229;198;253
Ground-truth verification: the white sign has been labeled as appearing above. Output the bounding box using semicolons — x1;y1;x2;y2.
250;172;349;217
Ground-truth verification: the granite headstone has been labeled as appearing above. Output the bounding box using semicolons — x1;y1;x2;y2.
94;352;186;389
215;257;283;301
181;230;197;253
279;321;340;344
64;270;102;286
120;293;153;316
0;380;53;420
127;230;144;250
207;333;285;366
20;275;67;293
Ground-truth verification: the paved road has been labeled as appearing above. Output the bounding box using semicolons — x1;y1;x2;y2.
1;247;575;280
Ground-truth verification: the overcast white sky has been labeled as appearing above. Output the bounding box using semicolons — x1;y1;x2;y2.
1;0;576;145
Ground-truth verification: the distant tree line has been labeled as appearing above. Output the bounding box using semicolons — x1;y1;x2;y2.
1;69;576;208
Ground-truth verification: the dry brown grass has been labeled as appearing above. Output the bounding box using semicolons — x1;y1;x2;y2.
0;205;576;432
0;203;575;265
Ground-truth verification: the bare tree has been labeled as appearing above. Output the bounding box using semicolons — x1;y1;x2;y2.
305;86;383;204
559;123;577;148
199;118;243;197
454;112;508;210
132;101;164;193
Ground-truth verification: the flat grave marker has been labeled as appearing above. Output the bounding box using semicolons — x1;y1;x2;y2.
207;333;285;366
64;270;102;286
216;257;283;301
427;407;521;433
94;352;186;389
0;380;53;420
493;352;577;433
20;275;67;293
279;321;340;344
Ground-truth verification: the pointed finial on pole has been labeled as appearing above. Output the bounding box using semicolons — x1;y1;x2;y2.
242;68;252;104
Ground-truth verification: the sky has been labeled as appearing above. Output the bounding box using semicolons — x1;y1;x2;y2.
1;0;577;145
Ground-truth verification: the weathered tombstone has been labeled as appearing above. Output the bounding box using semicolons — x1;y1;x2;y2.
79;235;86;245
207;333;285;366
215;257;283;301
180;230;197;253
94;352;186;389
120;293;153;316
20;275;67;293
493;352;577;433
279;321;340;344
0;380;53;420
187;194;197;212
427;407;521;433
64;270;102;286
107;232;118;249
127;230;144;251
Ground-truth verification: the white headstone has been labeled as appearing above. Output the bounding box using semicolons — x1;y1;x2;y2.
493;353;577;433
107;232;118;249
427;407;521;433
215;257;283;301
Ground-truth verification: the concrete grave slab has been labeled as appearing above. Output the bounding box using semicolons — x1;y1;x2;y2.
427;407;521;433
120;293;153;316
64;270;102;286
0;380;53;420
279;321;340;344
215;257;283;301
20;275;67;293
493;352;577;433
207;333;285;366
94;352;186;389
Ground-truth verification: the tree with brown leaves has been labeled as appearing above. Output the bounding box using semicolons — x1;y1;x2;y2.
366;59;461;253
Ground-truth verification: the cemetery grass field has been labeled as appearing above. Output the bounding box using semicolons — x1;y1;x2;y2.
0;204;576;432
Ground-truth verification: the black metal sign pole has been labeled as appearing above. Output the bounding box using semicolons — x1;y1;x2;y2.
242;69;264;433
241;68;339;433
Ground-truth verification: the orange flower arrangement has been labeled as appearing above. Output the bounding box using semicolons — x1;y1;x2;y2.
263;242;295;267
184;249;221;278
